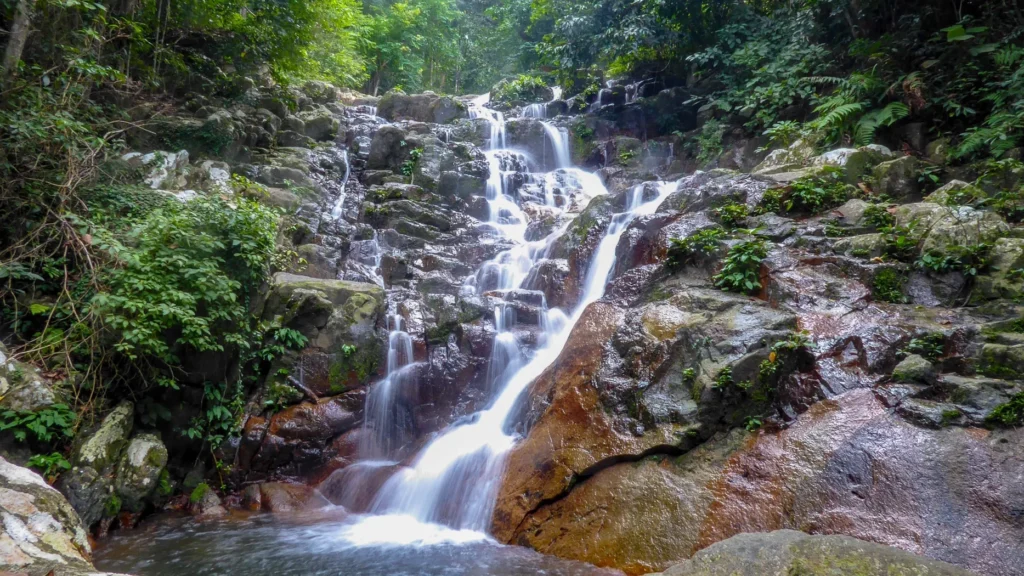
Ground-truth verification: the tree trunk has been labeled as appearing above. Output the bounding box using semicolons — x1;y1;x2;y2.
2;0;35;77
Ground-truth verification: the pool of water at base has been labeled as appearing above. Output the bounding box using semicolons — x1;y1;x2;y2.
93;510;624;576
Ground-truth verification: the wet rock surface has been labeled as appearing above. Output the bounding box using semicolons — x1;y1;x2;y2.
656;530;975;576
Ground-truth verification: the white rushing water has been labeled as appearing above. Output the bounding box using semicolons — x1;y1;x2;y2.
330;150;350;220
339;91;678;545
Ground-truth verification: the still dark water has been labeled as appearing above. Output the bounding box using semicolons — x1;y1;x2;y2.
94;510;623;576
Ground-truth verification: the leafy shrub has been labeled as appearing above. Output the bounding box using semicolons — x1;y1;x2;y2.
92;196;278;364
988;392;1024;427
27;452;71;480
713;202;749;228
863;204;895;229
493;75;549;104
916;243;992;277
714;238;769;294
881;223;921;262
785;169;850;214
697;119;726;165
0;404;77;444
873;268;908;304
901;333;945;362
760;121;806;151
666;227;727;271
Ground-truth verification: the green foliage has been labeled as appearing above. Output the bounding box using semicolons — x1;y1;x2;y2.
987;392;1024;427
915;243;992;277
760;121;805;151
787;169;850;214
863;204;895;230
696;119;726;166
666;227;726;271
881;223;921;262
689;9;831;129
713;202;749;229
872;268;908;304
401;148;424;178
492;74;548;104
26;453;72;479
714;238;769;295
901;333;945;362
744;416;763;431
0;405;77;444
713;366;734;390
189;482;211;504
92;196;278;364
105;493;122;517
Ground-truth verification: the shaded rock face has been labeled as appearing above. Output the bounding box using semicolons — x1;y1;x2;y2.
0;343;57;413
657;530;975;576
0;457;125;575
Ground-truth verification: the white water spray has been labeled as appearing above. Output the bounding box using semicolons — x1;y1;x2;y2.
338;91;679;544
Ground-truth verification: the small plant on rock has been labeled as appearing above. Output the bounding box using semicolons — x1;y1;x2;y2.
27;452;71;481
714;238;769;294
900;333;945;362
862;203;895;230
713;201;749;228
872;268;908;303
666;227;727;271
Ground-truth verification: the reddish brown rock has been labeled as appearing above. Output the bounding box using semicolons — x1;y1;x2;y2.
499;389;1024;576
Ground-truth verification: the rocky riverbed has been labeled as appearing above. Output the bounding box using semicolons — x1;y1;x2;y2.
2;78;1022;576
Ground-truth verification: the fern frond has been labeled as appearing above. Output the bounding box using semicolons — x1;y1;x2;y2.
811;102;865;129
876;102;910;127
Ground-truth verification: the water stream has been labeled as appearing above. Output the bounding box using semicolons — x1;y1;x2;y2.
95;91;671;575
344;94;677;541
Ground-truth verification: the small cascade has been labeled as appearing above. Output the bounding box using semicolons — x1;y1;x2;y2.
540;122;571;169
330;150;350;220
360;314;417;459
524;103;546;119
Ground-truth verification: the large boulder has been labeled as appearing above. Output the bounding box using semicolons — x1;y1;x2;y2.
55;402;134;528
871;156;922;201
0;344;57;413
657;530;974;576
892;203;1009;254
377;91;467;124
0;457;125;575
113;433;168;513
496;389;1024;576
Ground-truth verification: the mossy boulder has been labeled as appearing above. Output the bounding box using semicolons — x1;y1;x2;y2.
55;402;134;528
113;433;168;513
657;530;974;576
871;156;922;202
925;179;985;206
893;203;1010;254
978;343;1024;381
972;238;1024;302
892;354;936;384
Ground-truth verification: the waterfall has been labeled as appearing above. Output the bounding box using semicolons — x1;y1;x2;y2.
359;314;417;459
540;122;571;169
337;91;678;545
524;103;546;119
330;149;350;220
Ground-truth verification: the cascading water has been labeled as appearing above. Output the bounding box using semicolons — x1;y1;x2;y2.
338;91;678;545
360;314;417;458
540;122;571;169
330;150;350;220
